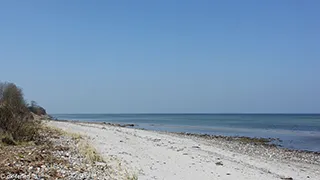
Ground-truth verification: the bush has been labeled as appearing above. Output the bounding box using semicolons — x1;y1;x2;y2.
1;133;17;145
0;82;41;142
28;101;47;116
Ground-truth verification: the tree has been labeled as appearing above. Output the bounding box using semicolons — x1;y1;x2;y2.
0;82;40;142
28;100;47;116
0;82;26;110
31;100;38;108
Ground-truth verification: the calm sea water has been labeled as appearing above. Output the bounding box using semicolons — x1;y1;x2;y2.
52;114;320;152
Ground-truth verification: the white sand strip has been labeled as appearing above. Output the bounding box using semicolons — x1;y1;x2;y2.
49;121;320;180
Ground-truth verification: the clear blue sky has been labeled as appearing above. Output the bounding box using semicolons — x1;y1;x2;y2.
0;0;319;113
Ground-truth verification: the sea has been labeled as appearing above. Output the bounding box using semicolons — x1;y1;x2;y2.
52;114;320;152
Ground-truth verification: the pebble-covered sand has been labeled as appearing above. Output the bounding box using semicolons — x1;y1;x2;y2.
49;120;320;180
0;125;135;180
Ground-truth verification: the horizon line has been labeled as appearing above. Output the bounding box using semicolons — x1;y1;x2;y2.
50;113;320;115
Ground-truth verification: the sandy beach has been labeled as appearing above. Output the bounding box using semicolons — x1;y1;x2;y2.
49;120;320;180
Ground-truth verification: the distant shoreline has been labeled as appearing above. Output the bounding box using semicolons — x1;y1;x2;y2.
51;113;320;115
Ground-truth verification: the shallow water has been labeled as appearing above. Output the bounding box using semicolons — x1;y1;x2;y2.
52;114;320;152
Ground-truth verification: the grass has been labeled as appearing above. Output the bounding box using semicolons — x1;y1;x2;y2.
40;125;104;163
41;124;139;179
69;132;82;142
78;140;104;163
40;124;65;136
124;168;139;180
126;174;138;180
0;133;37;147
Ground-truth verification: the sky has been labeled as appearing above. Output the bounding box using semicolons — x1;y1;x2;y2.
0;0;319;114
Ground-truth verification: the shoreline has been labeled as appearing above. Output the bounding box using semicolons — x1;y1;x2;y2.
53;119;319;154
49;119;320;180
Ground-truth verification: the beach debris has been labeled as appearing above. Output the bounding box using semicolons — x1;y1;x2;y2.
215;161;223;166
192;145;200;149
153;138;161;142
226;173;231;175
280;177;293;180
